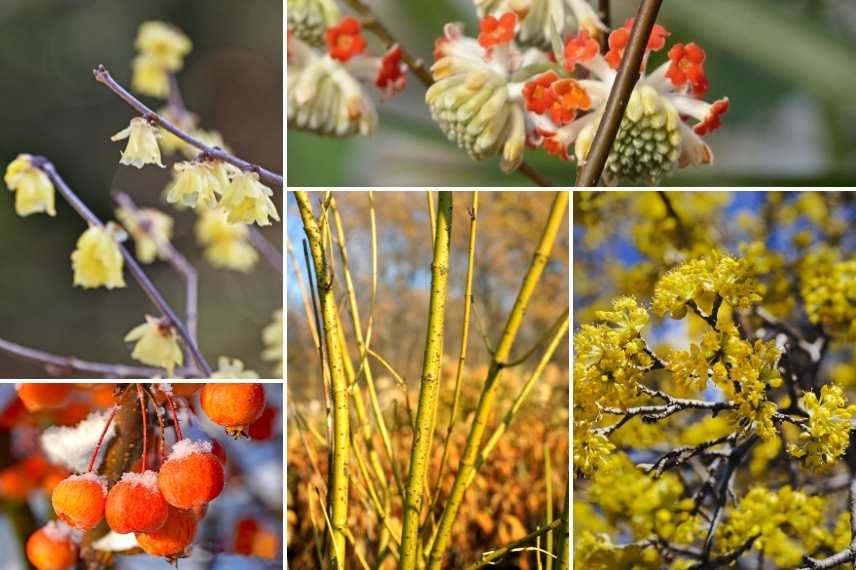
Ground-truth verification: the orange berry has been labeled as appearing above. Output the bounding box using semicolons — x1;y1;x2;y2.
105;471;168;534
88;384;117;408
0;465;35;501
136;507;197;557
158;440;224;509
248;406;277;441
17;384;73;412
26;522;78;570
52;474;107;530
201;383;266;437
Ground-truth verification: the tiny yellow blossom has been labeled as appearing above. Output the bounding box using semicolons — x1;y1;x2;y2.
70;224;126;289
165;161;220;209
787;384;856;471
115;207;174;264
135;21;192;71
125;315;183;375
111;118;165;169
219;171;280;227
211;357;259;379
262;310;283;377
132;54;170;98
195;208;258;272
4;154;56;217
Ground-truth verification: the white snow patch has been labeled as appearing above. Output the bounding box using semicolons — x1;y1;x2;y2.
157;383;174;396
119;470;159;492
91;530;140;551
41;408;117;473
167;439;212;462
64;472;108;496
43;520;81;543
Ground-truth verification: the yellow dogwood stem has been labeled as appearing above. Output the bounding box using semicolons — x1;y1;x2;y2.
398;191;453;570
427;191;568;569
295;191;350;569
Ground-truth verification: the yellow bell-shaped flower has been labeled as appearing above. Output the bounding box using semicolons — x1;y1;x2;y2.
111;117;165;169
4;154;56;217
125;315;183;376
70;224;126;289
135;21;192;71
195;208;258;272
219;171;280;227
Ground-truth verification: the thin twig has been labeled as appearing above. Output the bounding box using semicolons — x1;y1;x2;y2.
657;190;691;247
463;519;562;570
0;336;180;378
113;192;199;342
248;227;284;274
576;0;664;186
93;65;283;189
31;157;212;377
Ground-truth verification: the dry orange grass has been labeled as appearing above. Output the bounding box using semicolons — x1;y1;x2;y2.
287;361;568;569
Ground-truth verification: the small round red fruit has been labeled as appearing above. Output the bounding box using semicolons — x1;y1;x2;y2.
105;471;168;534
136;507;197;557
17;384;73;412
52;473;107;530
26;522;78;570
200;383;266;437
158;440;224;509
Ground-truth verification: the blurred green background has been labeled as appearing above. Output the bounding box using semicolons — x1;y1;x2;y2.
0;0;283;378
288;0;856;186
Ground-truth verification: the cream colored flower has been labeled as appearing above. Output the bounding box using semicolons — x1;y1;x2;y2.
132;54;170;98
219;171;279;227
111;118;165;169
211;357;259;379
70;223;126;289
115;207;174;264
4;154;56;217
135;21;192;71
125;315;183;375
195;209;258;272
262;310;283;377
165;161;219;209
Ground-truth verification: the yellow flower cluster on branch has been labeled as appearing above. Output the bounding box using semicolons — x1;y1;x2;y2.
574;296;653;415
124;315;183;375
653;254;763;319
716;486;833;568
800;246;856;339
787;384;856;471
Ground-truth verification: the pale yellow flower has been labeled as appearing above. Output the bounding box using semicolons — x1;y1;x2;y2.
115;207;174;264
125;315;183;375
219;171;280;226
132;54;170;98
262;310;283;377
195;209;258;272
135;21;192;71
165;161;219;209
4;154;56;217
70;224;126;289
111;118;165;169
211;357;259;379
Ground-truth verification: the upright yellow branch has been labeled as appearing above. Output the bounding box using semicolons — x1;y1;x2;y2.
427;191;568;569
295;191;350;569
399;191;453;570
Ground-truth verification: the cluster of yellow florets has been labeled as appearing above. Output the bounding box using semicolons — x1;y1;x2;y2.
195;208;259;272
666;328;721;394
716;486;833;568
115;207;174;264
572;420;615;477
574;296;653;414
788;384;856;471
711;321;782;440
653;254;763;319
588;454;699;544
800;246;856;339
